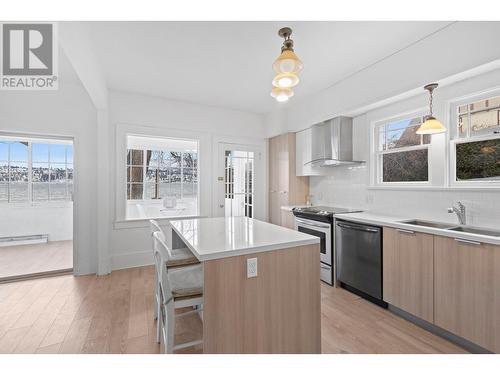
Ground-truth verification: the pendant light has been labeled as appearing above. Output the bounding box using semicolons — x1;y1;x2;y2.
270;27;303;101
416;83;447;135
270;87;294;102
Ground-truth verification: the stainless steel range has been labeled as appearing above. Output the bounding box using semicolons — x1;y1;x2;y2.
292;206;362;285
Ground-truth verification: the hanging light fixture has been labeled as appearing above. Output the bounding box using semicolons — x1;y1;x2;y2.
272;72;300;89
416;83;447;135
270;87;294;102
270;27;303;102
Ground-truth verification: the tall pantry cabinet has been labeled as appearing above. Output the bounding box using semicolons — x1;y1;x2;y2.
268;132;309;226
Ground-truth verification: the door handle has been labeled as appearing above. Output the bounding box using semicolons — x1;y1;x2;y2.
219;204;224;208
337;222;379;233
454;238;481;246
397;229;415;235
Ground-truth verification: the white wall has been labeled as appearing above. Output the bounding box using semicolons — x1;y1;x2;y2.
107;91;267;270
0;204;72;241
0;83;98;275
309;68;500;229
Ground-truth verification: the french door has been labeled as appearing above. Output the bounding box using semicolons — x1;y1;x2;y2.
215;143;262;219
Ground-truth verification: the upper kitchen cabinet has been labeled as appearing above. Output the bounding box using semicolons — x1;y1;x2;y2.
269;133;309;225
296;128;322;176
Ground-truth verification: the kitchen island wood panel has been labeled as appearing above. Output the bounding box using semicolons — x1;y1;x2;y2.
202;244;321;353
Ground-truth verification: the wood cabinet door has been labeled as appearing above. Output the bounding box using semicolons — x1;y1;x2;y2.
277;133;289;196
268;137;279;224
434;235;500;353
383;227;434;322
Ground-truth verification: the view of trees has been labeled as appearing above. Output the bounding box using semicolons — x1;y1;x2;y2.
456;138;500;180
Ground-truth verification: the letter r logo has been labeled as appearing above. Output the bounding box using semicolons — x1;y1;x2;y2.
2;23;53;75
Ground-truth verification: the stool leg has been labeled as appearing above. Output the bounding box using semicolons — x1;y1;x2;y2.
156;286;162;344
165;300;175;354
153;273;158;320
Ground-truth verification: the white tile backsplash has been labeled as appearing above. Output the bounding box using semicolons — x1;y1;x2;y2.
310;166;500;230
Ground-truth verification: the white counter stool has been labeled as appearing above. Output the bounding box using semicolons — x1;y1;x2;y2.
150;219;199;323
153;231;203;353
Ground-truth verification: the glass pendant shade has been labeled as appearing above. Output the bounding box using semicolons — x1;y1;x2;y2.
416;117;446;135
272;73;299;88
272;50;304;74
270;87;294;102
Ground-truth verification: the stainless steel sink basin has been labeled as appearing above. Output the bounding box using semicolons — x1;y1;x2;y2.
399;219;455;229
448;226;500;237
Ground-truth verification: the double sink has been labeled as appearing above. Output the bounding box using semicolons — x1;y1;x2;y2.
399;219;500;237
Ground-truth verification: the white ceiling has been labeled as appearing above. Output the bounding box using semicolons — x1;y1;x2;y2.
85;21;452;114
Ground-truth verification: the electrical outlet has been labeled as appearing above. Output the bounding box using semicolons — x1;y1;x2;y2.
247;257;258;278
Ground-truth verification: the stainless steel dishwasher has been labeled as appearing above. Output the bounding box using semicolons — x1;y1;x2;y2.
335;220;386;307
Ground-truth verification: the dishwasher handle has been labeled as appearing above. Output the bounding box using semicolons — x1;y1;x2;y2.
336;221;380;233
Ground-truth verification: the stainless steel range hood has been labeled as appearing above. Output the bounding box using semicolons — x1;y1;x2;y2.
305;116;364;167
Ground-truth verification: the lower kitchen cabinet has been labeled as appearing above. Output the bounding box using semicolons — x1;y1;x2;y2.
383;227;434;322
434;235;500;353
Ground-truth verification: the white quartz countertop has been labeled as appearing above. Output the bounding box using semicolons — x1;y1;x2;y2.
169;217;320;261
334;211;500;246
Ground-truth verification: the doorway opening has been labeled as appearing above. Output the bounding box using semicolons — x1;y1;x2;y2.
0;135;74;282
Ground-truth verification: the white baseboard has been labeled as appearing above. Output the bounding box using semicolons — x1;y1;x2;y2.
0;234;48;247
110;250;153;271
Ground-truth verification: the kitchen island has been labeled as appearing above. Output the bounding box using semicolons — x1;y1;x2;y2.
168;217;321;354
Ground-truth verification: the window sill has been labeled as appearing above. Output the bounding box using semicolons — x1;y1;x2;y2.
113;215;203;230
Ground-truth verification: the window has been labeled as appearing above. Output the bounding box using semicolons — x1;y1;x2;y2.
0;137;73;203
375;115;430;184
452;94;500;184
125;135;199;219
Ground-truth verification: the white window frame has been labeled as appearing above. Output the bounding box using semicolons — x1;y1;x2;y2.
115;123;209;225
449;88;500;188
372;110;432;187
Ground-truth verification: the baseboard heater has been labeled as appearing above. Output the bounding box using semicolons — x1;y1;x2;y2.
0;234;49;247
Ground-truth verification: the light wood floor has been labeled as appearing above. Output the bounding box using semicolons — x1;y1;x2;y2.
0;266;467;354
0;240;73;280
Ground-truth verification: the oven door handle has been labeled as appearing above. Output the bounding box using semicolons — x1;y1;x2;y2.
295;217;331;229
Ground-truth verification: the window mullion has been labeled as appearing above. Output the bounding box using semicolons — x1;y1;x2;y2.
143;149;147;200
48;145;51;201
7;143;10;203
28;142;33;203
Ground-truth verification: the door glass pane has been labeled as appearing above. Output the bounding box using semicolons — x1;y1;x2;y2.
224;150;255;218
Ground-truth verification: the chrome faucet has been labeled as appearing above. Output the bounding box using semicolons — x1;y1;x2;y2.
448;201;466;225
